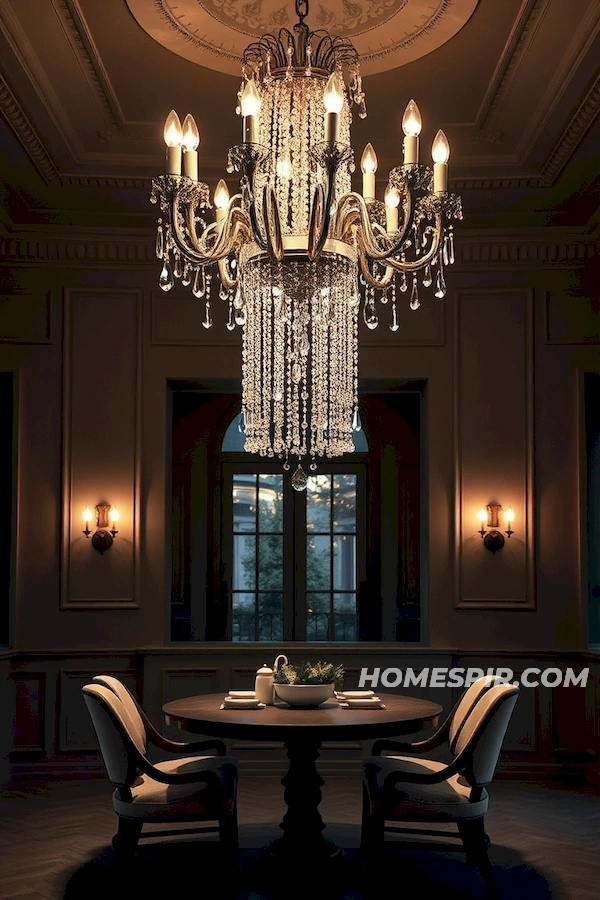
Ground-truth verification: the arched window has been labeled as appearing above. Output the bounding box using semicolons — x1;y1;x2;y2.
170;389;421;643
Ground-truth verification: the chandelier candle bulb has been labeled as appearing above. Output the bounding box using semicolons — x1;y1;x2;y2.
432;129;450;192
361;143;377;199
214;179;230;223
384;185;401;232
164;110;183;175
181;114;200;180
402;99;422;165
240;79;261;143
323;72;344;142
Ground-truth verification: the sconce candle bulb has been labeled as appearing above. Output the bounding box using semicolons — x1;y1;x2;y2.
402;99;422;165
82;507;92;538
164;110;183;175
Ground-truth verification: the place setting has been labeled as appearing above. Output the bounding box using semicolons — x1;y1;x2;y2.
335;690;387;709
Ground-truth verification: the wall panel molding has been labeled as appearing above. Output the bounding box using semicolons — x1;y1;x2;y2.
0;291;52;343
454;289;535;608
545;292;600;344
60;288;142;608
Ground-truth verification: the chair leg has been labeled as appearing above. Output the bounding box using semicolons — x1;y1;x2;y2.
360;784;384;856
458;818;498;900
219;800;239;857
112;817;142;858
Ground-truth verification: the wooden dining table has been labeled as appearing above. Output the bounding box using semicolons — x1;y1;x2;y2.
163;691;443;867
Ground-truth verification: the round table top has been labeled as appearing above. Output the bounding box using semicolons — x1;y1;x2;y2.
163;692;443;742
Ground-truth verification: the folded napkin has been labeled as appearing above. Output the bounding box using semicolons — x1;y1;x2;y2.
338;697;386;709
220;696;265;709
336;690;375;700
228;690;257;699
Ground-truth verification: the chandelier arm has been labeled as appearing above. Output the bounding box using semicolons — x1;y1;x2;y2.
334;191;413;260
263;184;284;262
358;249;395;289
371;211;444;272
170;196;250;264
307;184;325;262
307;156;336;262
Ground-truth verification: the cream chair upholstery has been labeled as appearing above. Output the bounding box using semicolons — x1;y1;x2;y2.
82;683;238;858
362;683;519;900
92;674;228;759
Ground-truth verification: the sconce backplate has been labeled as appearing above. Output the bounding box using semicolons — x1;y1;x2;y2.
91;530;114;554
483;530;505;554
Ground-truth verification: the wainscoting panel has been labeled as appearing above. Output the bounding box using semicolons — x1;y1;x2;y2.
0;292;52;343
11;672;45;753
58;669;140;753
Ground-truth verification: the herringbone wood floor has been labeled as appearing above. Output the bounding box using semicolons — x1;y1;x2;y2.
1;776;598;900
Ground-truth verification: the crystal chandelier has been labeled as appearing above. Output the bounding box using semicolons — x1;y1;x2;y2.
151;0;462;490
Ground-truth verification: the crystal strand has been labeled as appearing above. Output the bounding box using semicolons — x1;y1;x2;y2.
219;283;229;301
399;272;408;293
390;296;399;331
410;276;420;310
202;299;212;328
448;225;455;264
434;258;447;298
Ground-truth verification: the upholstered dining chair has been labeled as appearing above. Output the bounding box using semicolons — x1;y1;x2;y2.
361;683;519;900
82;683;239;859
92;673;228;761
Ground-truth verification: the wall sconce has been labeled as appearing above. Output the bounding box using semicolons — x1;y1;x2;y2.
82;504;119;554
477;504;514;553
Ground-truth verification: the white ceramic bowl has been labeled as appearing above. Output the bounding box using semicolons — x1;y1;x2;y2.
274;683;335;708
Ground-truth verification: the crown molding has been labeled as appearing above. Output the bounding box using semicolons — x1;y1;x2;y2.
0;71;59;184
539;72;600;186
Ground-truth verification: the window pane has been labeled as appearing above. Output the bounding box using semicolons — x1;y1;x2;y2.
233;474;256;533
258;534;283;589
258;474;283;533
334;592;357;641
233;535;256;590
307;475;331;531
307;535;331;589
307;593;331;641
333;535;355;590
258;592;283;641
333;475;356;533
232;592;255;642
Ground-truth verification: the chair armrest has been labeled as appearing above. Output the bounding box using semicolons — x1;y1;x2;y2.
380;747;472;790
372;712;452;756
147;724;227;757
134;751;223;788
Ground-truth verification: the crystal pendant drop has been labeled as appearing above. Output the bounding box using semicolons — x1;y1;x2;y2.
192;268;205;299
399;273;408;293
389;301;399;332
291;464;308;492
443;237;449;267
173;254;183;278
155;224;164;259
159;259;174;291
423;264;432;288
380;290;389;305
202;301;212;329
181;263;192;286
448;227;455;264
219;284;229;301
434;268;447;299
226;300;236;331
363;299;379;330
352;408;362;432
238;409;246;433
410;277;420;310
234;307;246;326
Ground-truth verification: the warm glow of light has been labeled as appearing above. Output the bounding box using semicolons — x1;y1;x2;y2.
276;157;292;179
477;508;488;524
385;185;400;208
109;507;120;524
164;110;183;147
432;129;450;164
361;143;377;175
214;179;230;209
181;114;200;151
402;99;422;137
505;507;515;523
82;507;92;523
240;79;261;117
323;72;345;113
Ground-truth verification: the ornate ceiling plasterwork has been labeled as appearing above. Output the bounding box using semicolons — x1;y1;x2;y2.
125;0;479;75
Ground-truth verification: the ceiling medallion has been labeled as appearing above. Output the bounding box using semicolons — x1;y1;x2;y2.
127;0;479;75
150;0;462;486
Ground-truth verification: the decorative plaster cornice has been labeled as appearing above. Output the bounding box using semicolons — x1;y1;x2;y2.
539;72;600;187
0;72;59;184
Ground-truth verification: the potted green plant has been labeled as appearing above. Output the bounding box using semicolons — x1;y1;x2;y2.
274;661;344;708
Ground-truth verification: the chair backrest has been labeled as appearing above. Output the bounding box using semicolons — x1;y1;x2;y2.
453;683;519;787
82;683;144;788
92;675;147;755
448;674;506;753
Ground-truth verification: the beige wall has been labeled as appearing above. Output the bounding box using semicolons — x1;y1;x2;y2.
0;229;598;653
